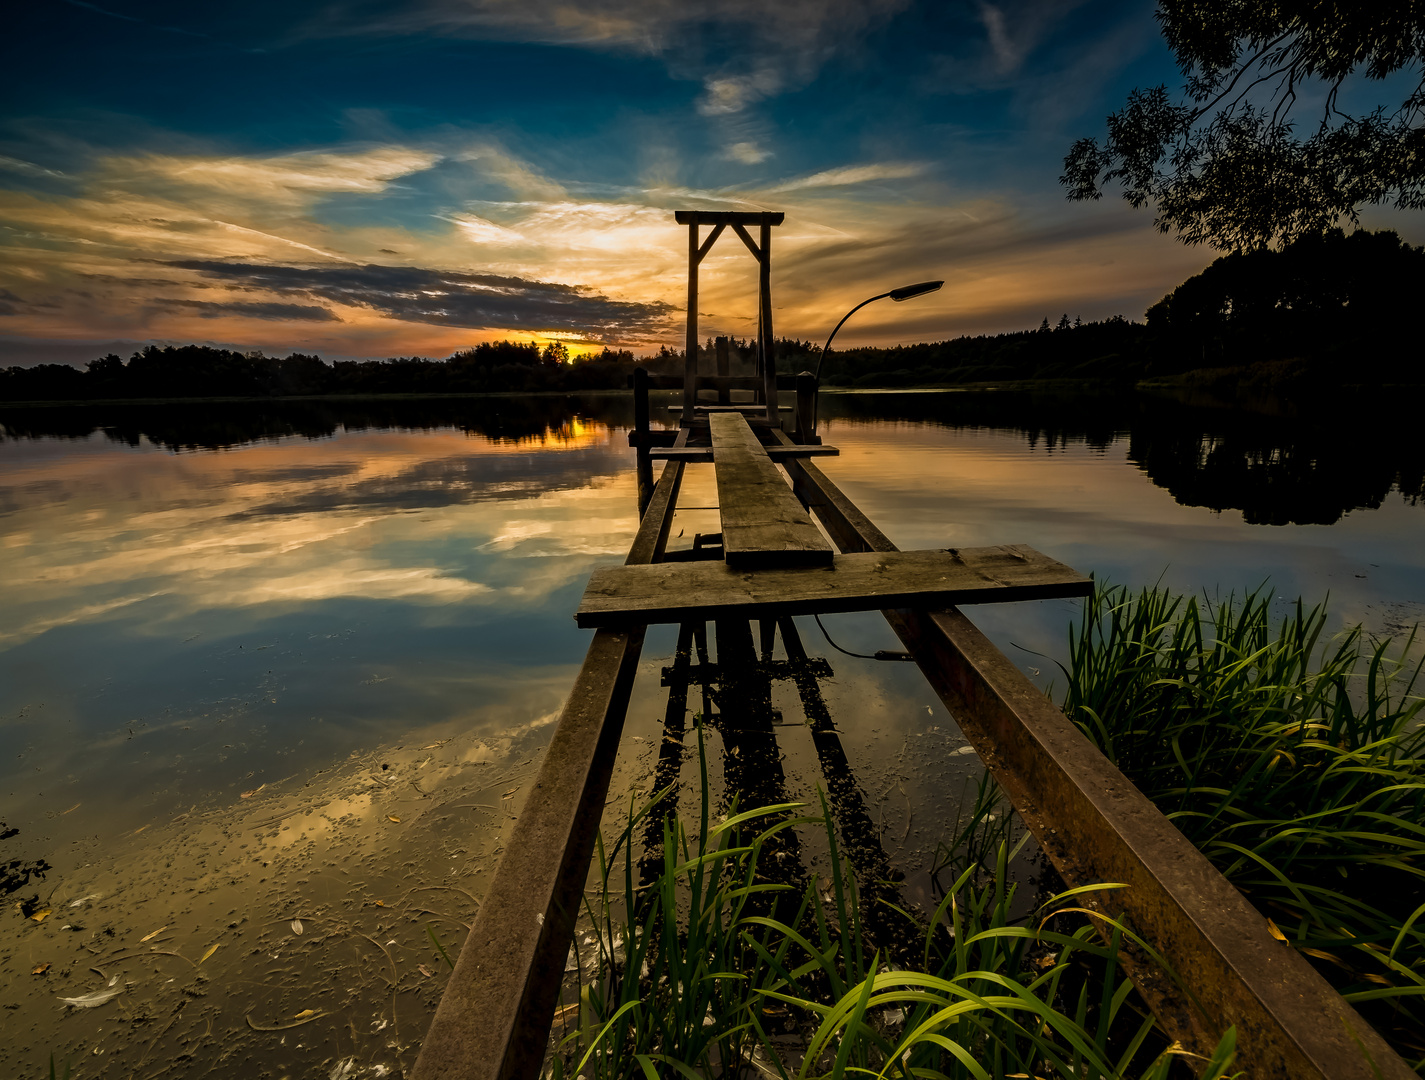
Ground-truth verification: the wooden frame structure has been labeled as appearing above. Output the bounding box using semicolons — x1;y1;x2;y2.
409;211;1414;1080
673;211;784;425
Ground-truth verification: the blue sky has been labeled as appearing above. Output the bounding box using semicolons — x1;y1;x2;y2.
2;0;1417;365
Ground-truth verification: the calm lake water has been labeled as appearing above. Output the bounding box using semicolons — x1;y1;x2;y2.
2;389;1422;1076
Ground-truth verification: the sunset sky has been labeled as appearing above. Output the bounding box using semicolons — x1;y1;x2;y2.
4;0;1420;367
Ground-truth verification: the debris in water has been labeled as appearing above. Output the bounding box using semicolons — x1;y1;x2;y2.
1267;918;1287;942
30;909;51;922
241;785;266;799
246;1010;328;1031
292;1009;319;1019
200;943;221;963
330;1056;357;1080
291;919;304;934
387;814;401;823
32;963;50;975
68;893;102;907
502;788;518;799
140;926;168;942
418;964;434;977
60;803;81;815
59;984;124;1008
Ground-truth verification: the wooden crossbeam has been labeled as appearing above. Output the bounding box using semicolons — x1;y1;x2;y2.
648;445;839;462
674;211;785;226
575;545;1092;627
708;412;833;569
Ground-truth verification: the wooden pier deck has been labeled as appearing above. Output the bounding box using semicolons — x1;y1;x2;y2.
410;212;1414;1080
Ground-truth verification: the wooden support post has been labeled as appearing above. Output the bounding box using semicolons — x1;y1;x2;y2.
412;437;689;1080
794;370;817;445
715;336;731;404
770;433;1414;1080
684;222;699;421
633;367;653;515
759;618;777;661
760;219;778;424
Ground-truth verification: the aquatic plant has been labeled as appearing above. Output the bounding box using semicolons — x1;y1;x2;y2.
1061;584;1425;1067
551;735;1237;1080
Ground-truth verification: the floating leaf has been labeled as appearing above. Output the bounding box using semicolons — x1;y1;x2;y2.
241;784;265;799
30;909;51;923
418;964;434;977
292;1008;319;1019
132;825;147;835
387;815;401;823
246;1010;326;1031
501;788;518;799
419;742;444;750
140;926;167;942
32;963;50;975
373;900;384;908
290;919;303;934
59;986;124;1008
200;943;221;963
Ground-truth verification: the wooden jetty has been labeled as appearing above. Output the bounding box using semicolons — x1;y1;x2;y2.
411;212;1413;1080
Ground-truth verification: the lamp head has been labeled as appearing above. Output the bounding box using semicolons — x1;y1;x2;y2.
889;280;944;302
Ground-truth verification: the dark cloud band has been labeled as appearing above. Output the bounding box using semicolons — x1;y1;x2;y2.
169;260;675;338
151;298;342;322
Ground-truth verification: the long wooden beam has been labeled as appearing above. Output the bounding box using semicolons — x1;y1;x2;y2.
575;546;1091;628
710;412;832;568
411;437;688;1080
772;435;1413;1080
648;445;839;461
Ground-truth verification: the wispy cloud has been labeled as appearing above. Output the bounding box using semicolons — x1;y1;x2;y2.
297;0;912;116
767;162;927;193
107;147;442;204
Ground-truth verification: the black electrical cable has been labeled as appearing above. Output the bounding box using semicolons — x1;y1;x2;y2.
813;614;915;662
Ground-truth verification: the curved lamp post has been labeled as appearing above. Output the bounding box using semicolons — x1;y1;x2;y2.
807;280;943;435
812;280;944;380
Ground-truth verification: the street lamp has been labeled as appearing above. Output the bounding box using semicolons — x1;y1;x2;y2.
812;280;944;381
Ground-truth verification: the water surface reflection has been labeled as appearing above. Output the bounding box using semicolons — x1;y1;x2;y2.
2;389;1421;1075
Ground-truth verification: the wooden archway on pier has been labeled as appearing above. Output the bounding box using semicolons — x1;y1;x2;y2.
673;210;784;423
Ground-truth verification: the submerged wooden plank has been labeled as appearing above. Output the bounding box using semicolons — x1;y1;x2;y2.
708;411;833;569
575;545;1090;627
772;435;1414;1080
648;445;839;461
411;437;688;1080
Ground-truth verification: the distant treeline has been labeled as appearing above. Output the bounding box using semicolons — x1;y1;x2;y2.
822;228;1423;389
0;340;649;403
2;229;1419;403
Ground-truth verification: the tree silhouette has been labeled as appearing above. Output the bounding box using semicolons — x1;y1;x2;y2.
1062;3;1425;250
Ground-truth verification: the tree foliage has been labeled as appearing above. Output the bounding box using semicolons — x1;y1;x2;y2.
1146;228;1425;372
1062;2;1425;250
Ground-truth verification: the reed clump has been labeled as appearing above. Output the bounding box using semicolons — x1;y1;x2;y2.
550;739;1236;1080
1061;584;1425;1067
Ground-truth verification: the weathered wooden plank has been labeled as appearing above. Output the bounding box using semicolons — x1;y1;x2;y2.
666;404;769;414
411;436;688;1080
648;445;839;462
575;545;1091;627
674;210;785;226
772;435;1414;1080
708;411;833;569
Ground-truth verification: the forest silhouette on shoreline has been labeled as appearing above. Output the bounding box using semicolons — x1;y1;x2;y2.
2;228;1420;405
